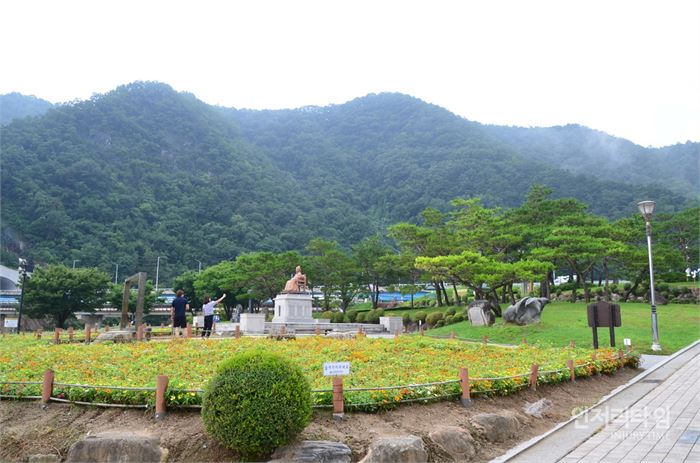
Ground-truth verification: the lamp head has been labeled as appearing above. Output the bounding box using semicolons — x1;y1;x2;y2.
637;200;656;221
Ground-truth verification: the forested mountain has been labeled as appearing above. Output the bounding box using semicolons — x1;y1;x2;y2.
0;93;54;125
481;124;699;196
1;82;695;283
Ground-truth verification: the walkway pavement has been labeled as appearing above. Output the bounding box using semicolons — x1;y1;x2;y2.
497;339;700;463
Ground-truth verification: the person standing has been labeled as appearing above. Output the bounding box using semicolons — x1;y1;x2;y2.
202;293;226;338
171;290;190;338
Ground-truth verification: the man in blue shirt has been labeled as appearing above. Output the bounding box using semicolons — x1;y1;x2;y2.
171;290;189;337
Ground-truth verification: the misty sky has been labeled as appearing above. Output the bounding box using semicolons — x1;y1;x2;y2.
2;0;699;147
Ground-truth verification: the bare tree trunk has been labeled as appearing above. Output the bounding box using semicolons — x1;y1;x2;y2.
603;258;610;301
434;280;443;307
441;281;452;306
452;281;462;305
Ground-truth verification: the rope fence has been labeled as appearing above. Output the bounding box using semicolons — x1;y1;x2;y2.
0;342;637;418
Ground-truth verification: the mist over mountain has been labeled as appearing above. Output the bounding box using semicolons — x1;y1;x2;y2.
1;82;695;283
0;93;54;125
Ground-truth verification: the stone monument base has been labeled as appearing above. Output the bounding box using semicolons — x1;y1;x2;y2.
272;293;314;324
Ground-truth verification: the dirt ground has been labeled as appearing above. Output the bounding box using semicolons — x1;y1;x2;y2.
0;368;639;462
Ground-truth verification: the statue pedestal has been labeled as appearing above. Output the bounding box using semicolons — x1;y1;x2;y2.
272;293;314;324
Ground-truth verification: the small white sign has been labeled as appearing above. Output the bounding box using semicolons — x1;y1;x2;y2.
323;361;350;376
624;338;631;346
4;319;18;328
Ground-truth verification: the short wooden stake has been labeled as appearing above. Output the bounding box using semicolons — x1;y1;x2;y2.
235;325;241;338
529;363;539;391
617;350;625;363
521;337;527;345
85;325;92;343
186;323;192;338
54;328;61;344
394;329;400;339
41;369;54;408
459;367;471;406
569;340;576;348
155;375;169;420
280;325;287;336
68;327;74;342
591;352;597;361
450;331;456;339
104;326;109;332
332;376;344;419
482;335;488;345
567;359;575;381
419;326;424;336
314;326;321;336
36;329;42;340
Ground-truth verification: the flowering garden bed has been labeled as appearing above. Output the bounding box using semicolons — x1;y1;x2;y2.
0;334;638;411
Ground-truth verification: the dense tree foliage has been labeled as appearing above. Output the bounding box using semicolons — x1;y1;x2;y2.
0;92;53;125
22;265;111;328
1;82;696;285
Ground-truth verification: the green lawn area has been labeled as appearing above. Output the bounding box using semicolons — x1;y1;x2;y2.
428;302;699;355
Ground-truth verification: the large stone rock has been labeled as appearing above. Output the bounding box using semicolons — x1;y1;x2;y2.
428;426;476;461
93;330;134;343
467;300;496;326
66;431;167;462
270;440;352;463
28;455;60;463
523;398;553;418
503;297;549;325
359;435;427;463
470;412;523;443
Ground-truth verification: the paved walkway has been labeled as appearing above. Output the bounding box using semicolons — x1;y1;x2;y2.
498;340;700;463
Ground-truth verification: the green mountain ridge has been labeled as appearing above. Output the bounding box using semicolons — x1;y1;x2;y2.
1;82;696;284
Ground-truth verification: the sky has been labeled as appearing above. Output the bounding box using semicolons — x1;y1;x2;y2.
2;0;699;148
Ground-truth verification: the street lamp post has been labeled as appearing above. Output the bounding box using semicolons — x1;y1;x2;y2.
638;200;662;352
17;258;28;333
155;256;165;292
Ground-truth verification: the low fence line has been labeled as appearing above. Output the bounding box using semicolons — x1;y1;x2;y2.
0;345;636;416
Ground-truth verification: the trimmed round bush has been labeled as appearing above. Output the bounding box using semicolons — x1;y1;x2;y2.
411;311;428;323
345;309;359;323
445;307;457;316
452;314;465;323
426;311;444;327
331;311;345;323
356;311;367;323
201;350;312;460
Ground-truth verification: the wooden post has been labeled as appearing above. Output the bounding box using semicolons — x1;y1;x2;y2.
36;329;42;340
136;324;144;341
68;327;74;342
482;335;488;345
314;326;321;336
450;331;456;339
332;376;344;419
569;340;576;348
41;369;54;408
54;328;61;344
280;325;287;336
459;367;471;406
617;350;625;364
567;359;575;381
394;329;400;339
104;326;109;333
235;325;241;339
186;323;192;338
85;325;92;343
521;337;527;345
529;363;539;391
155;375;169;420
419;326;424;336
591;352;597;361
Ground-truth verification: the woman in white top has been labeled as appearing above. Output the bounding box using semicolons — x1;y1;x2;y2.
201;293;226;338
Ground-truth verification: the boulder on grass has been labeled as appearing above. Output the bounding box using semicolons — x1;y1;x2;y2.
503;297;549;325
66;431;167;462
470;411;523;443
428;426;476;461
359;435;427;463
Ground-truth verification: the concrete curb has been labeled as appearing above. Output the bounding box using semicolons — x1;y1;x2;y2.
492;339;700;463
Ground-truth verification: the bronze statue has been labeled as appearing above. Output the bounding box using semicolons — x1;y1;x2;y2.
282;266;307;293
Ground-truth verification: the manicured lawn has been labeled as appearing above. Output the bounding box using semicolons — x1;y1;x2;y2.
429;302;699;355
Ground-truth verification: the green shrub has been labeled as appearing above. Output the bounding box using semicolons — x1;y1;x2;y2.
318;311;333;320
356;311;367;323
411;311;428;323
452;314;465;323
345;309;359;323
366;309;384;324
434;320;445;328
201;350;312;460
426;311;444;327
444;315;454;325
402;313;412;326
445;307;457;316
331;312;345;323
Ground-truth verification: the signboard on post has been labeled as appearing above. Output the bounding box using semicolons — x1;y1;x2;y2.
587;301;622;349
4;318;18;328
323;362;351;376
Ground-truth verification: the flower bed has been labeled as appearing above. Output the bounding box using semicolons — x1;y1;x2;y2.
0;335;638;411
